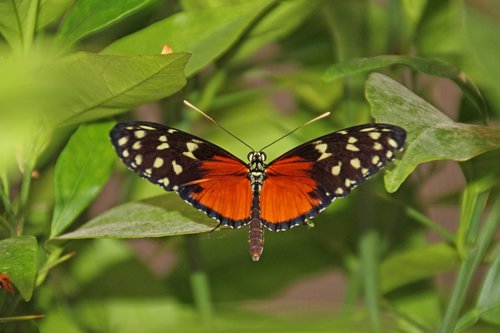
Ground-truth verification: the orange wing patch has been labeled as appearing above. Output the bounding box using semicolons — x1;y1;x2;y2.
186;156;252;225
261;157;322;229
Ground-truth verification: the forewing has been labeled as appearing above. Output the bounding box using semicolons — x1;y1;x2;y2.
261;123;406;230
110;121;252;227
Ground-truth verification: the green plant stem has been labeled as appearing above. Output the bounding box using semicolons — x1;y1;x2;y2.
23;0;39;53
16;162;34;236
405;206;455;244
360;230;382;333
438;197;500;333
185;235;214;324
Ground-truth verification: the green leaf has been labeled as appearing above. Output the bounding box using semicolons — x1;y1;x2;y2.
366;73;500;192
38;0;74;30
57;0;156;46
0;236;37;301
51;121;116;237
55;52;189;126
230;0;321;62
54;194;216;240
103;0;274;76
324;55;487;121
380;243;460;293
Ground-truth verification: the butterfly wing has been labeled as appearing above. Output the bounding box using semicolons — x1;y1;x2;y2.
110;121;252;228
261;123;406;231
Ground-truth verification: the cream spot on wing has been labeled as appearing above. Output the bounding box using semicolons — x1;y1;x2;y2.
335;188;344;195
118;137;128;146
135;155;142;165
388;138;398;148
172;185;179;191
144;168;152;176
386;151;394;159
140;125;156;130
126;126;134;130
158;177;170;186
331;162;342;176
381;128;392;132
373;142;383;150
362;168;369;176
159;135;167;142
315;142;332;161
122;149;129;158
345;178;351;187
350;158;361;169
338;130;348;135
371;155;380;165
134;130;146;138
132;141;142;150
157;143;169;150
348;136;358;144
153;157;164;168
346;143;360;152
168;129;177;134
369;132;381;140
183;141;199;160
172;160;183;175
360;127;376;132
192;139;203;144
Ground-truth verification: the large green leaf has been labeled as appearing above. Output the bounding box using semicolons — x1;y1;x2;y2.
103;0;274;76
324;55;486;121
55;52;189;126
51;121;116;237
476;252;500;325
57;0;157;46
55;194;216;239
366;73;500;192
380;242;460;293
38;0;74;30
0;236;37;301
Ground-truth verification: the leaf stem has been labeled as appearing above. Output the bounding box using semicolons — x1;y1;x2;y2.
16;161;34;236
438;197;500;333
23;0;39;53
360;230;382;333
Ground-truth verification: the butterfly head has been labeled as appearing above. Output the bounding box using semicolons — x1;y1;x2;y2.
247;151;267;163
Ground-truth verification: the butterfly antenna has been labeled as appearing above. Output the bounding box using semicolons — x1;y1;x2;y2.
183;100;255;151
259;111;331;151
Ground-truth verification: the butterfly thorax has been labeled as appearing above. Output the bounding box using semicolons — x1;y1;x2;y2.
247;151;267;192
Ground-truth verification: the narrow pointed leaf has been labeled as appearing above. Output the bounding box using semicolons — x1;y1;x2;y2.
51;122;116;237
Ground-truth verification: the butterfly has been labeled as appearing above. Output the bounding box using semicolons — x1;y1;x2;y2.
110;118;406;261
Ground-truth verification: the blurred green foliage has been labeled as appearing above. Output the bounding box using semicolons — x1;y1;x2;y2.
0;1;499;332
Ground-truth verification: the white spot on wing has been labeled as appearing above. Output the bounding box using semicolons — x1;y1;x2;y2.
386;151;394;159
388;138;398;148
331;162;342;176
135;155;143;165
373;142;383;150
122;149;129;158
315;142;332;161
335;188;344;195
172;160;183;175
346;143;360;152
360;127;376;132
157;143;169;150
153;157;164;168
350;158;361;169
348;137;358;143
369;132;381;140
140;125;156;130
371;155;380;165
118;137;128;146
132;141;142;150
134;130;146;138
159;135;167;142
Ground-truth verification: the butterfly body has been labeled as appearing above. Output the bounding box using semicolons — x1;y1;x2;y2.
110;121;406;261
